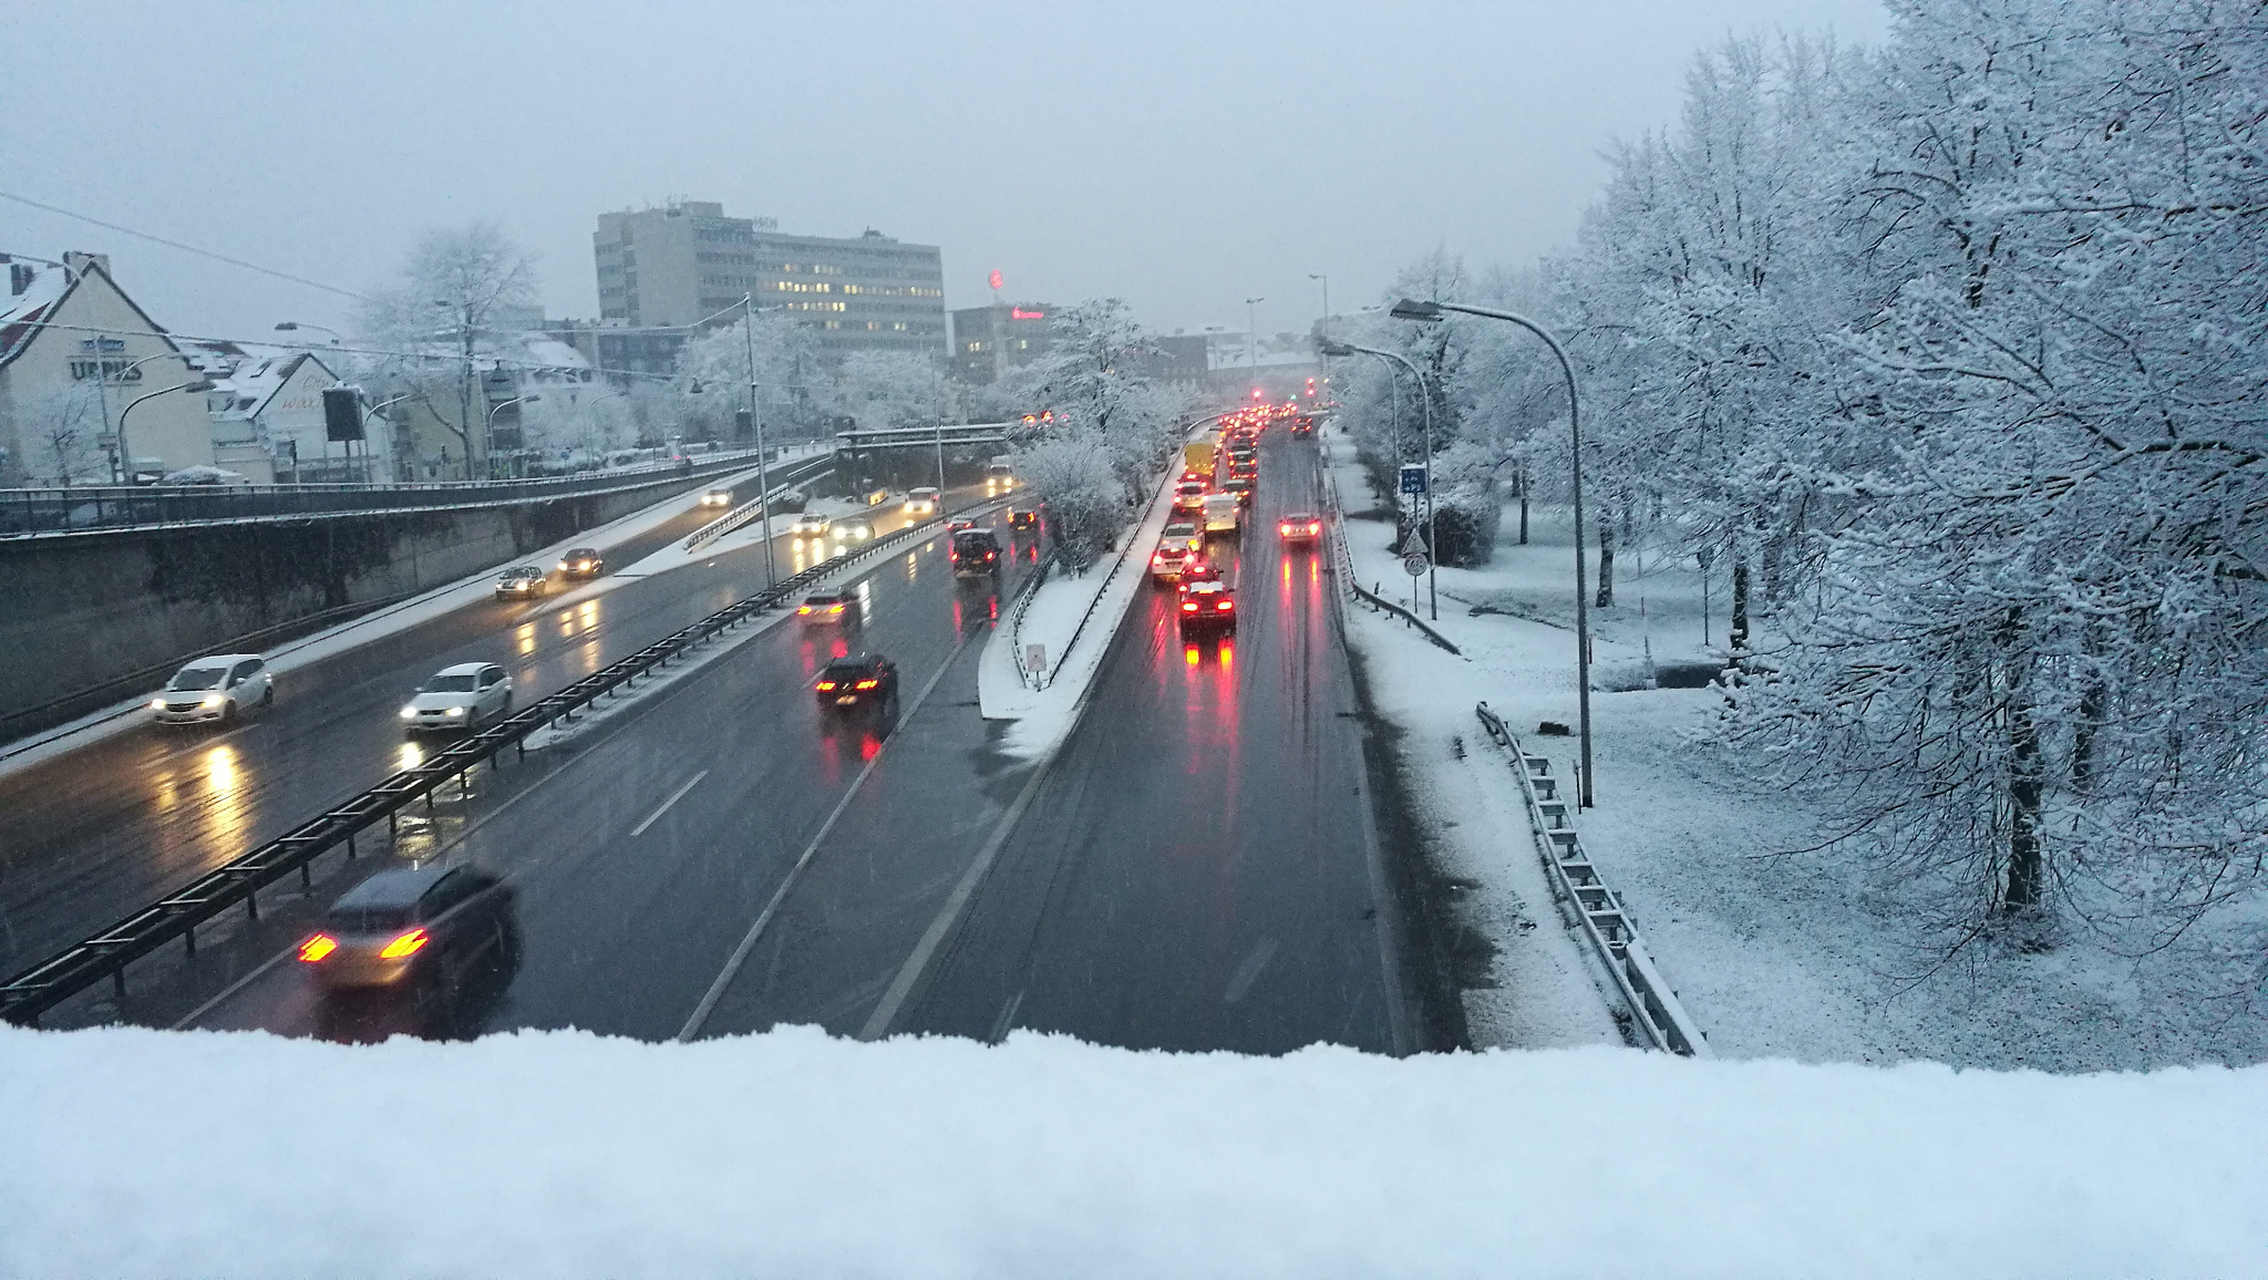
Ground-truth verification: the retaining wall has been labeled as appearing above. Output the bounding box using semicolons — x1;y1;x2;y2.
0;477;705;736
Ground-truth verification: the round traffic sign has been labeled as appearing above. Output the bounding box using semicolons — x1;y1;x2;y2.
1402;552;1430;577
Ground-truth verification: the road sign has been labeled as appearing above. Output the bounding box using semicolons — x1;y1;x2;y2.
1403;552;1430;578
1399;464;1429;495
1025;644;1048;676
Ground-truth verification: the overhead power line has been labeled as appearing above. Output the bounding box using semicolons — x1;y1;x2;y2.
0;189;369;301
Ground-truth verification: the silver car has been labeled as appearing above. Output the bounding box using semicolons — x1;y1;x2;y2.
399;662;514;733
150;654;273;725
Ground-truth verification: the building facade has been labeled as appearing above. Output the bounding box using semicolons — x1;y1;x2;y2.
949;302;1057;386
185;345;359;484
593;201;946;362
0;252;215;485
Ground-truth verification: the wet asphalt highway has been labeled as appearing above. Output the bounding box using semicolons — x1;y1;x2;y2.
54;429;1420;1057
0;458;927;972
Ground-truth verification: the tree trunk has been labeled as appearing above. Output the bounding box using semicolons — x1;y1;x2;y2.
1515;467;1528;545
2005;696;2045;914
1730;555;1750;653
2071;627;2106;794
1594;519;1615;608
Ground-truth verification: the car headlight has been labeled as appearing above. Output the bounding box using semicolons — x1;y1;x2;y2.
200;693;225;709
400;706;418;720
149;698;166;710
444;706;465;717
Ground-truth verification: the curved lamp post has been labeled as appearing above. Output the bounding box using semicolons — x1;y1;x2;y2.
115;379;218;481
1390;296;1593;809
1317;337;1438;621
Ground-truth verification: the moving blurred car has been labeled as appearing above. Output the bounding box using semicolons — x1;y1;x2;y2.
1151;520;1204;583
149;654;272;725
493;565;550;600
834;516;877;544
815;653;898;713
904;486;940;516
1177;558;1221;587
1007;508;1041;533
946;517;979;533
1173;479;1207;514
951;527;1003;577
297;865;517;992
698;486;735;508
1178;581;1237;636
1279;513;1324;547
792;512;834;538
558;547;605;579
400;662;514;733
797;590;859;625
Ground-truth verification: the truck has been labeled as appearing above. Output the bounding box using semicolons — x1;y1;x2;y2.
1183;440;1215;481
1201;492;1241;536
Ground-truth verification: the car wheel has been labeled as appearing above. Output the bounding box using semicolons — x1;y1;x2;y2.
260;684;274;709
220;700;238;726
501;691;514;714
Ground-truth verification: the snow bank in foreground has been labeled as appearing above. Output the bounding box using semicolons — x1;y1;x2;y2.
3;1027;2261;1279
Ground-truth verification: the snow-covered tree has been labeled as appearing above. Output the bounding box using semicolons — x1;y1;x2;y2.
839;351;949;429
356;222;538;478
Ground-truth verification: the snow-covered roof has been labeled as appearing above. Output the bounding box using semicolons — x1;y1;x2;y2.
0;263;71;367
202;349;336;421
516;335;591;372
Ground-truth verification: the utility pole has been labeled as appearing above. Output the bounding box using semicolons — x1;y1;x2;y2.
743;294;776;591
1244;297;1265;376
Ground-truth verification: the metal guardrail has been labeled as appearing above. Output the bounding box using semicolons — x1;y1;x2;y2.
682;453;832;553
0;495;998;1028
1473;701;1710;1056
1007;554;1055;688
0;448;774;538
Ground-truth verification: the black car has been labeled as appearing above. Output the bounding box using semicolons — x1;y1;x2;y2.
493;565;550;600
1007;508;1041;533
558;547;605;579
1178;580;1238;636
297;865;518;992
815;653;899;713
951;527;1003;577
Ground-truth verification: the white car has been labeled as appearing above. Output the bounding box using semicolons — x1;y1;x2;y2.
698;487;734;508
904;486;940;516
791;512;833;537
150;654;273;725
399;662;514;733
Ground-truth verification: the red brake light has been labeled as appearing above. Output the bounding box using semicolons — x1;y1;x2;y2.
1182;601;1198;612
377;928;430;960
798;606;814;615
817;681;838;691
297;934;338;963
1217;600;1234;611
855;678;879;689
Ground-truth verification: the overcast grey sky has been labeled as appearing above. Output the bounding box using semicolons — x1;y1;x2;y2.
4;0;1889;344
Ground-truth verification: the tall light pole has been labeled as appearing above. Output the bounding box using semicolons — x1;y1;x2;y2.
116;379;218;479
486;395;539;477
742;293;778;590
1391;297;1593;809
96;349;200;482
1244;296;1265;376
1318;337;1437;620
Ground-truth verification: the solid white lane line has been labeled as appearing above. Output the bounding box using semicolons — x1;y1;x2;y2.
675;628;973;1043
629;770;709;838
171;948;291;1030
856;730;1065;1042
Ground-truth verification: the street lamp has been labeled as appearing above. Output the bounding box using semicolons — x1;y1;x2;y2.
1317;337;1438;621
96;350;201;482
115;379;218;481
273;321;342;346
1244;296;1265;375
485;395;539;478
1390;296;1593;809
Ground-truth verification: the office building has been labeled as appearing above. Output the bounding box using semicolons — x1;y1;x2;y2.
950;302;1057;386
593;201;945;363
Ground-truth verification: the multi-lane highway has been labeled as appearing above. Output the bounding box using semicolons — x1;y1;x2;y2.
0;460;905;972
13;429;1456;1056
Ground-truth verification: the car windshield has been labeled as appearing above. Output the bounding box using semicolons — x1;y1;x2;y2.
166;667;228;691
420;674;478;693
1164;524;1196;538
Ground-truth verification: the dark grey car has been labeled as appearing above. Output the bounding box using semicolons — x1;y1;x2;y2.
298;865;519;992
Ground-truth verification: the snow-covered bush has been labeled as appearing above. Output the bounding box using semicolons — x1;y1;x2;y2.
1012;432;1126;569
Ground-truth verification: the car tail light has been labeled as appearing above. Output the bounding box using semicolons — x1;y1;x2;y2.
1280;523;1293;534
1217;600;1234;611
797;605;814;615
854;678;879;689
817;681;838;691
377;928;430;960
1182;601;1198;612
297;934;338;963
1152;553;1167;566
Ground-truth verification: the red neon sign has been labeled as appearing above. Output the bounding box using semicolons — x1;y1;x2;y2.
989;269;1004;290
1010;308;1046;320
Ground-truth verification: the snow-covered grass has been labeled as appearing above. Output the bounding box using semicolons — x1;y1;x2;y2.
0;466;771;782
4;1023;2262;1279
978;462;1178;759
1326;430;2268;1070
